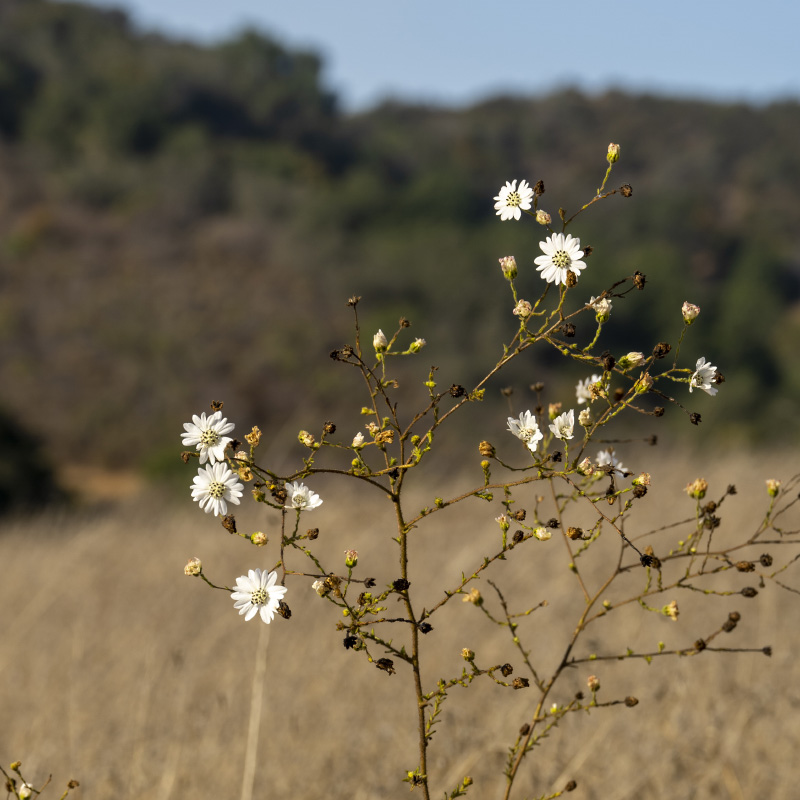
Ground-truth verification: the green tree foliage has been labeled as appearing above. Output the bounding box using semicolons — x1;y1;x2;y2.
0;0;798;472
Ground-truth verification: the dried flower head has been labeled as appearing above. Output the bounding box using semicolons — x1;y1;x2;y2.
685;478;709;499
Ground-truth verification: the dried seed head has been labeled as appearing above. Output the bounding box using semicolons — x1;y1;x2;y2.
735;561;755;573
760;553;773;567
741;587;758;598
624;696;639;707
221;514;237;534
512;677;529;689
500;663;514;677
620;184;633;197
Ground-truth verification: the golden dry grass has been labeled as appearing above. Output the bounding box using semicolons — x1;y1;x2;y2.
2;450;799;799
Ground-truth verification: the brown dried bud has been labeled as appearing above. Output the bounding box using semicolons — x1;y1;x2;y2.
763;646;772;657
500;663;514;677
727;484;737;495
531;381;545;393
211;400;224;411
612;387;626;404
565;780;578;792
306;527;320;540
602;354;616;371
68;781;80;789
512;677;529;689
563;322;576;337
418;622;433;634
376;658;396;674
624;696;639;707
735;561;755;573
694;639;706;652
653;406;665;417
632;484;647;499
633;271;646;289
392;578;410;592
690;412;702;425
640;553;661;569
273;487;288;505
343;635;358;649
620;184;633;197
399;317;411;328
479;441;495;458
512;530;525;544
323;421;336;435
547;518;559;528
567;527;584;540
729;611;741;622
181;451;192;463
583;245;593;258
520;723;531;736
652;342;671;359
741;587;758;598
565;271;578;288
450;384;466;398
534;180;545;195
760;554;773;567
277;600;291;619
221;514;237;534
722;618;737;633
512;509;526;521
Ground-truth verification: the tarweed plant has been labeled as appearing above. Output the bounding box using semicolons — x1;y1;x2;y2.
180;144;799;799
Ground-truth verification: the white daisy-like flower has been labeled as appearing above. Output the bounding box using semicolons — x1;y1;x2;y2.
285;481;323;511
534;233;586;286
507;410;544;453
231;568;287;624
576;374;602;404
493;179;534;221
191;463;243;516
181;410;235;464
596;449;629;477
689;357;718;396
549;409;575;440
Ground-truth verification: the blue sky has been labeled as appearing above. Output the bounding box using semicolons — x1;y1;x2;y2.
83;0;800;111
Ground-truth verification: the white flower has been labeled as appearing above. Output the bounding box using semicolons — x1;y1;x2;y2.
578;407;593;428
285;481;323;510
549;409;575;440
507;410;544;453
191;463;243;516
513;299;532;317
587;295;612;321
534;233;586;286
682;301;700;323
373;329;388;351
494;179;534;221
19;785;33;800
596;449;629;476
231;568;287;624
576;374;602;404
312;578;328;597
689;357;718;396
534;527;552;541
352;432;365;447
181;410;235;464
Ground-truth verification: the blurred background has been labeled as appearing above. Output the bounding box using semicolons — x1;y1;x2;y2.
2;3;800;799
0;0;799;511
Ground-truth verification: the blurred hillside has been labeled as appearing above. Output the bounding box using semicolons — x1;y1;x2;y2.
1;0;799;481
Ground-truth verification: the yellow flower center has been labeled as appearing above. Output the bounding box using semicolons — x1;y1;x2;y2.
553;250;571;268
506;191;521;207
251;588;268;606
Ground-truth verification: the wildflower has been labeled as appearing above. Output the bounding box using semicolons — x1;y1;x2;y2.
533;527;552;541
663;600;679;622
184;557;202;576
635;373;653;393
535;210;551;225
682;301;701;324
576;374;602;404
344;549;359;568
587;674;601;692
507;410;544;453
766;479;781;498
496;514;509;532
607;143;621;163
587;295;612;322
493;179;534;221
461;648;475;660
596;449;628;476
534;233;586;286
373;329;388;352
250;531;268;546
231;568;287;624
410;338;426;353
284;481;323;511
191;463;244;516
499;255;518;280
689;357;718;396
298;430;315;447
181;410;235;465
578;408;593;428
352;432;365;447
633;473;651;487
549;409;575;440
513;299;532;318
312;579;327;596
245;426;262;446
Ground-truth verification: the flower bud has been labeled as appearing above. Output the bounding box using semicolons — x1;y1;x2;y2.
587;295;612;322
463;588;482;605
685;478;708;499
344;549;359;568
766;479;781;498
682;301;700;324
19;784;33;800
635;373;653;393
534;527;552;541
633;473;651;487
578;408;593;428
461;648;475;660
409;337;426;353
352;432;364;448
495;514;509;532
587;674;600;692
513;299;532;318
250;531;268;546
577;457;594;476
298;430;315;448
373;329;388;352
479;440;495;458
548;402;562;420
184;557;202;576
535;210;552;225
499;255;518;280
607;143;621;163
312;578;329;597
618;351;645;371
663;600;679;621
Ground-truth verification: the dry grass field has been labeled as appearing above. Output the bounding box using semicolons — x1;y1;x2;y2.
2;449;799;800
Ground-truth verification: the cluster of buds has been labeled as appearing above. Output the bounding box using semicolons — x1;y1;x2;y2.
513;299;533;318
